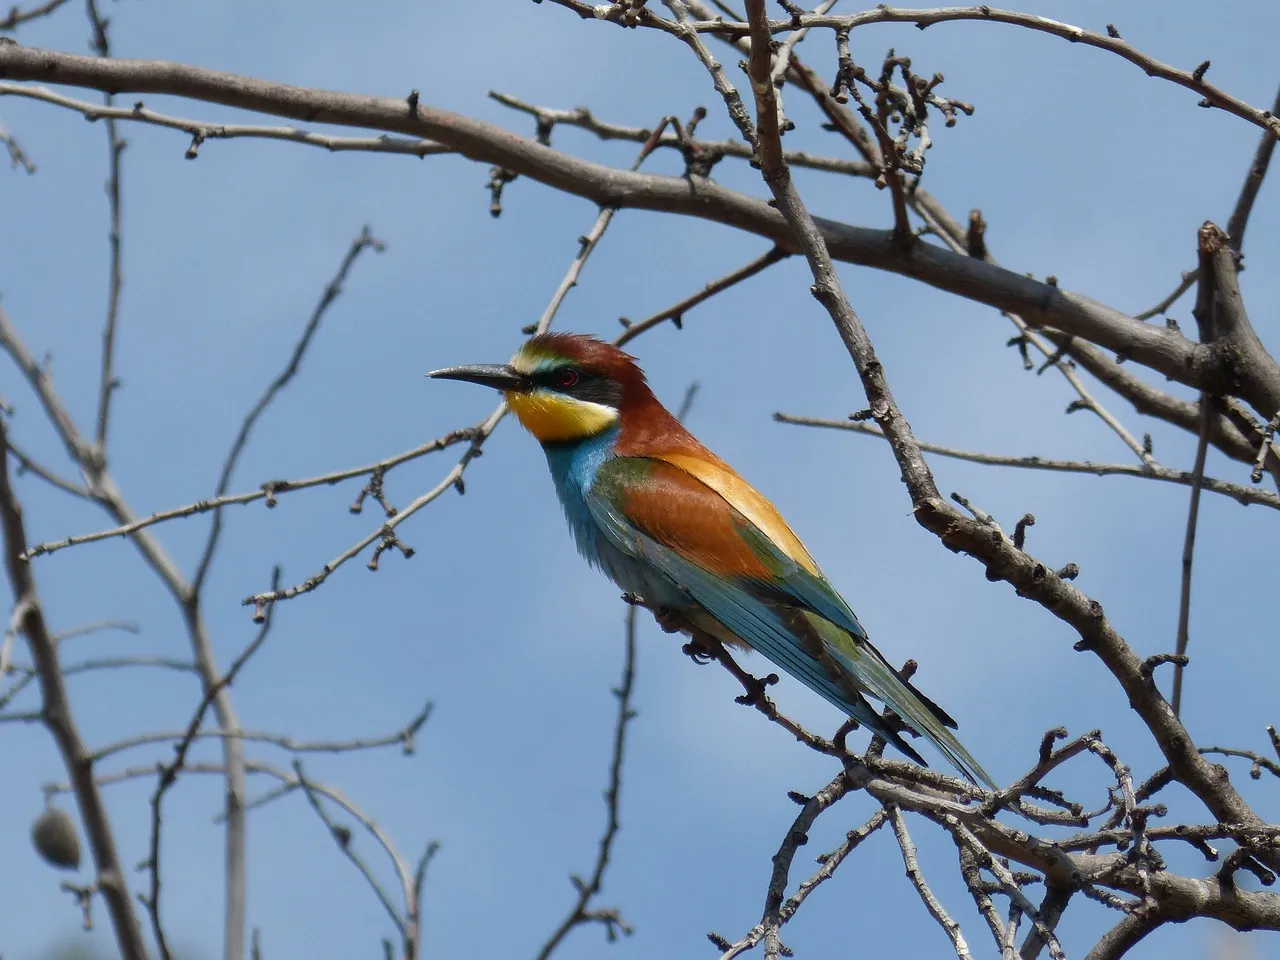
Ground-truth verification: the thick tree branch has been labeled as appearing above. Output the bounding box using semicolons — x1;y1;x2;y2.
732;0;1276;881
1;43;1274;418
1200;222;1276;414
0;418;147;959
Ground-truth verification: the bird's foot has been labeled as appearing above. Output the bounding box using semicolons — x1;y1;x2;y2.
734;671;779;709
681;640;715;665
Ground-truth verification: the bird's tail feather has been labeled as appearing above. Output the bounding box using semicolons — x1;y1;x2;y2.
806;614;996;789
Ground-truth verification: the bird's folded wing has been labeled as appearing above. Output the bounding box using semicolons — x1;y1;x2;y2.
585;456;877;720
587;456;995;788
643;455;962;731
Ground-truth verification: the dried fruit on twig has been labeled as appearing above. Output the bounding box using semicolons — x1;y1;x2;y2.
31;806;81;870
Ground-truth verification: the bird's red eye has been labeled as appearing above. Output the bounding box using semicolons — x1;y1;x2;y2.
558;369;579;388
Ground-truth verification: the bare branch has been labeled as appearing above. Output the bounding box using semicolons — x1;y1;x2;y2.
0;0;71;31
2;655;191;713
534;605;638;960
144;567;282;960
768;0;839;89
0;81;455;159
0;111;35;171
1044;334;1280;484
488;90;873;177
53;619;140;643
616;245;789;345
1171;393;1211;716
776;810;886;925
0;44;1273;415
1020;884;1072;960
193;226;385;592
1134;269;1196;322
294;759;409;948
661;0;757;148
23;427;476;559
1199;744;1280;781
1082;909;1163;960
715;771;851;960
86;10;124;458
723;0;1277;881
0;417;147;959
888;805;972;959
0;277;254;960
95;700;432;764
4;438;91;500
243;117;669;616
1226;83;1280;251
774;413;1280;509
951;829;1017;959
602;5;1280;141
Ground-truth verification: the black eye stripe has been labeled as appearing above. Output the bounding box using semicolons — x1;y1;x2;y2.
535;368;622;407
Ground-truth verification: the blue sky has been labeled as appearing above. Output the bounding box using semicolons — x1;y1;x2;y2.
1;2;1278;958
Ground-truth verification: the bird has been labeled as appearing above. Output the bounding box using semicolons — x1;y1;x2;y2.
428;333;994;787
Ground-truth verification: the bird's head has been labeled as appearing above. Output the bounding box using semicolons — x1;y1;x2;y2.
427;333;649;444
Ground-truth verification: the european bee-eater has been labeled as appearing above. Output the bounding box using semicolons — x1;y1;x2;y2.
428;333;993;787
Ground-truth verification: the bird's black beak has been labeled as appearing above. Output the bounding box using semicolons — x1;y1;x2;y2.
425;364;529;393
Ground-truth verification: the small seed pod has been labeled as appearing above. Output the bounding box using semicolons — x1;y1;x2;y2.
31;806;81;870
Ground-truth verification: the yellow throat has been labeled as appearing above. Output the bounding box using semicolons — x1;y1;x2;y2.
505;391;619;443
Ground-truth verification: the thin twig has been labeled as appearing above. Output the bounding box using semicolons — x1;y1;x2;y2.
1;654;192;712
720;771;852;960
908;207;1156;467
768;0;839;88
86;0;123;457
613;5;1280;141
773;413;1280;510
0;277;254;960
193;226;385;592
1226;84;1280;251
243;117;669;615
0;0;71;31
294;759;409;946
1171;394;1211;717
23;428;477;559
488;90;874;177
4;439;91;500
534;605;638;959
0;40;1266;422
888;805;972;959
95;699;432;764
1134;270;1197;321
144;567;282;960
0;82;455;159
615;245;789;346
0;113;35;171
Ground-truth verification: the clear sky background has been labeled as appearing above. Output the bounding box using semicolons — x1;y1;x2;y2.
1;2;1277;958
